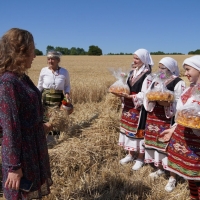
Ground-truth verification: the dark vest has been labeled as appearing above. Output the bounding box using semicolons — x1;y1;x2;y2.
126;69;151;132
166;77;182;91
151;77;182;91
127;70;151;93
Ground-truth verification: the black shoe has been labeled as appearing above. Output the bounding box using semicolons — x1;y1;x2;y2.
53;131;60;135
48;131;60;136
48;131;53;135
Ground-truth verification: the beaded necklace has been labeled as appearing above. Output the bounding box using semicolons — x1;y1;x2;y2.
51;67;60;88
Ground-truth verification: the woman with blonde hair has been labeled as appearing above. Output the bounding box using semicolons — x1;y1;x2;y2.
0;28;52;199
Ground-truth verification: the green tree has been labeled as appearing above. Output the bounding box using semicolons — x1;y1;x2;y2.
35;49;43;55
63;48;70;55
54;47;65;55
188;49;200;55
46;45;55;54
88;45;102;56
46;45;87;55
70;47;78;55
150;51;165;55
76;48;86;55
54;47;71;55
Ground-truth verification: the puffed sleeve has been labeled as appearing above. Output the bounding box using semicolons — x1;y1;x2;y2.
133;75;154;109
0;82;22;168
164;80;186;118
174;80;186;101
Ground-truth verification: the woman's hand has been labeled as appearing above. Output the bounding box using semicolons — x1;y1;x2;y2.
119;93;134;99
65;93;71;101
157;101;170;107
43;122;53;135
5;168;23;190
158;126;176;142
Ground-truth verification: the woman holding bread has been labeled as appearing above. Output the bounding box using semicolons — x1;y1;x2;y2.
143;57;185;192
118;48;154;170
159;56;200;199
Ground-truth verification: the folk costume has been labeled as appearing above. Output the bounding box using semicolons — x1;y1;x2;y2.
119;49;154;157
37;66;70;108
167;86;200;178
166;56;200;199
143;57;185;168
37;64;70;126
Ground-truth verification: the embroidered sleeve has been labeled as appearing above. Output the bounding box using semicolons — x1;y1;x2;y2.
133;75;153;108
174;80;186;101
164;80;186;118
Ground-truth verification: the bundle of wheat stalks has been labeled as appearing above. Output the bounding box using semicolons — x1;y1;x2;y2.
45;106;69;133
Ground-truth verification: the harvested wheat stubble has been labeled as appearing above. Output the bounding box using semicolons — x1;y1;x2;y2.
42;96;190;200
46;106;69;132
28;56;191;199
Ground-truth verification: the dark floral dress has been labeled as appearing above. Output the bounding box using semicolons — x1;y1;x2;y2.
0;72;52;200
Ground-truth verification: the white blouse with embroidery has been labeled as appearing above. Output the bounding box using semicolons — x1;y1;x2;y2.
174;86;200;136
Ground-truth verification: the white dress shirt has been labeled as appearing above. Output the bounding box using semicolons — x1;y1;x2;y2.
37;66;71;94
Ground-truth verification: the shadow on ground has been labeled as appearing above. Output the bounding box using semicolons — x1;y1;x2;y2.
68;176;151;200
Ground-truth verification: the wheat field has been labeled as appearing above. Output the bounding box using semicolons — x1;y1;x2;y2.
1;55;192;199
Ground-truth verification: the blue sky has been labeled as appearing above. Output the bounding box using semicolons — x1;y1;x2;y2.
0;0;199;55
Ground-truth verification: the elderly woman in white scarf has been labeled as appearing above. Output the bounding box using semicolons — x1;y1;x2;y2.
118;48;154;171
159;56;200;199
143;57;186;192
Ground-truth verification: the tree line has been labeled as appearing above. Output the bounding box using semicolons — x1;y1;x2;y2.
34;45;102;56
151;49;200;55
34;47;200;56
188;49;200;55
150;51;184;55
107;49;200;55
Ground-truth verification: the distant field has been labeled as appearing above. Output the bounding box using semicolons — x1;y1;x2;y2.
27;55;191;199
30;55;190;90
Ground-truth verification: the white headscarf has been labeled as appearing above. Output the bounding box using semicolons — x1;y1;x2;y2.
183;55;200;71
159;57;179;76
133;49;154;68
47;50;62;58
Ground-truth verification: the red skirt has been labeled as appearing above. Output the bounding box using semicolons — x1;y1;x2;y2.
144;103;171;152
167;124;200;180
120;92;144;138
